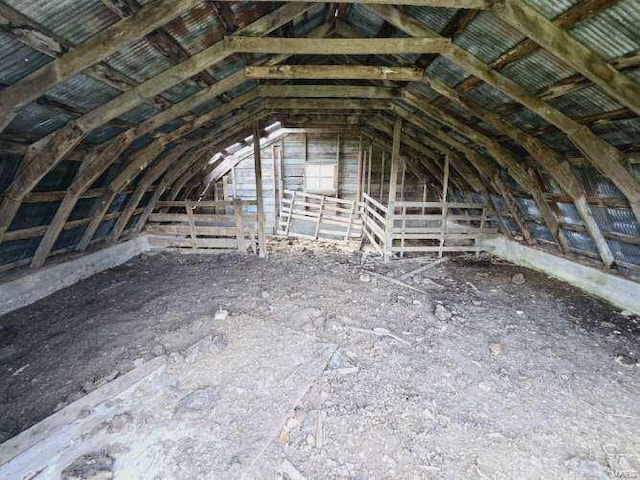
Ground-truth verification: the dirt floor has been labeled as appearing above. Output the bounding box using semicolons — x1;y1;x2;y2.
0;239;638;479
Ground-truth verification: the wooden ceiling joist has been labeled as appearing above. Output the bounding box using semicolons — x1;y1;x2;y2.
245;65;424;81
0;0;202;132
366;4;640;225
0;2;315;246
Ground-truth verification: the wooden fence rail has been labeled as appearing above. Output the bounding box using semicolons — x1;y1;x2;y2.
146;199;260;253
277;189;362;242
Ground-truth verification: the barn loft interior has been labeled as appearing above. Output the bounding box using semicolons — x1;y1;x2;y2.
0;0;639;478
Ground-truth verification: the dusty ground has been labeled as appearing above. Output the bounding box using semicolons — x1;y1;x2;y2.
1;238;639;479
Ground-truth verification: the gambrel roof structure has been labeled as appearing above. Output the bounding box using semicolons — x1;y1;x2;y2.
0;0;639;272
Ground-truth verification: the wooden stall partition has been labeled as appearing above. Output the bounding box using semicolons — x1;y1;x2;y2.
145;200;259;254
278;189;362;242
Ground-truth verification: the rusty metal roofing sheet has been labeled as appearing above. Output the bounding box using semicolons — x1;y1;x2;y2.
522;0;580;19
570;0;640;61
164;3;225;55
346;4;385;38
5;104;71;138
0;32;52;85
454;13;525;64
105;39;173;83
549;85;624;117
47;73;121;111
403;6;458;34
591;118;640;148
426;57;469;87
4;0;119;45
500;48;577;93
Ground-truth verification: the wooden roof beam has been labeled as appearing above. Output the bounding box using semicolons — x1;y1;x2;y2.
246;65;425;81
212;0;492;7
225;36;451;55
0;0;202;132
366;4;640;224
0;3;314;245
492;0;640;116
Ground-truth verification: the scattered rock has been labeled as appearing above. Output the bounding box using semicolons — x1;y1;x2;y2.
61;451;114;480
151;344;166;356
614;353;638;367
173;387;218;418
412;299;421;306
359;273;371;283
564;457;611;480
107;412;133;434
184;334;227;364
489;342;504;356
214;309;229;321
620;310;634;317
511;273;526;285
261;291;270;299
434;304;452;321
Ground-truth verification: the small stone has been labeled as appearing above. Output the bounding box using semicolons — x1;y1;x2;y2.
359;273;371;283
434;304;452;321
152;344;165;356
412;299;421;306
511;273;526;285
61;451;114;480
489;341;504;356
614;353;638;367
214;309;229;321
516;310;524;316
173;387;218;418
107;412;133;433
620;310;634;317
261;291;270;299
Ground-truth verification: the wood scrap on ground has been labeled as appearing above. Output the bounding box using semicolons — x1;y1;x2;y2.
348;326;412;346
398;257;449;280
363;270;442;294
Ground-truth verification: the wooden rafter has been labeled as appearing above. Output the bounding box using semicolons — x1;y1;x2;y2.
366;4;640;224
0;2;315;246
0;0;201;132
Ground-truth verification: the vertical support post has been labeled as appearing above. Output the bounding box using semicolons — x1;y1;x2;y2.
233;198;247;253
439;155;450;259
271;144;278;234
421;180;427;216
399;160;406;258
336;132;340;198
346;199;356;242
388;117;402;204
367;144;372;195
356;134;363;203
315;195;325;239
253;121;267;258
185;200;197;251
285;190;296;236
380;152;385;202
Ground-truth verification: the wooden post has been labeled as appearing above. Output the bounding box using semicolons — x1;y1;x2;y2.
315;195;325;239
439;155;450;259
379;152;385;202
400;160;406;258
356;134;364;202
233;198;246;252
388;117;402;203
336;132;341;198
253;121;267;258
185;200;197;250
271;144;278;234
367;144;372;195
285;190;296;236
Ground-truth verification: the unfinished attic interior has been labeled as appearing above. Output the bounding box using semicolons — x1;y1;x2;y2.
1;0;640;477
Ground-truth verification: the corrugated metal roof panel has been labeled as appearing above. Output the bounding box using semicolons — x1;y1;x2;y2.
426;56;469;87
454;13;525;64
573;166;625;199
161;82;203;105
522;0;580;19
346;4;385;38
117;103;161;126
500;48;577;93
5;104;71;138
164;3;224;55
570;0;640;60
0;32;52;85
403;6;458;34
47;73;120;111
465;83;512;111
4;0;119;45
549;85;623;117
591;118;640;148
104;39;173;83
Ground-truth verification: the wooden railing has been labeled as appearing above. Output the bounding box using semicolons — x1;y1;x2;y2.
361;197;499;258
361;193;388;254
278;189;361;242
145;199;259;253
